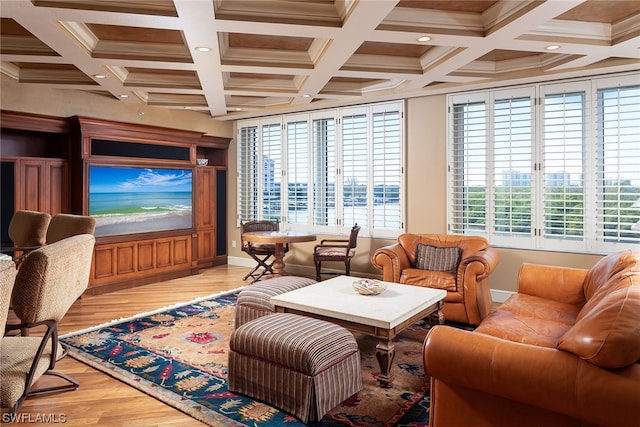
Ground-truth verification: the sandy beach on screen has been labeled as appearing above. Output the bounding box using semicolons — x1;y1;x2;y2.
95;212;192;237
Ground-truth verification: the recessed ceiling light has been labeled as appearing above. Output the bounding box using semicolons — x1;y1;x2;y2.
195;46;212;52
93;74;106;79
417;36;431;42
185;106;192;110
545;45;561;50
302;94;311;98
119;94;129;98
235;108;243;111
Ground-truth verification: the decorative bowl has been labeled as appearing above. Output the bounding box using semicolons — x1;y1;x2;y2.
196;158;209;166
352;278;386;295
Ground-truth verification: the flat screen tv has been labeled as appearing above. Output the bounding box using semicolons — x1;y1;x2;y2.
89;165;193;237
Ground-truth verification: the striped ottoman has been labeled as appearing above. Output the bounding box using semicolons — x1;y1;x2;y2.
234;275;317;327
228;313;362;423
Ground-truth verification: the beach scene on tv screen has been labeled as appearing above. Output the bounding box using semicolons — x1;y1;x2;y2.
89;166;193;237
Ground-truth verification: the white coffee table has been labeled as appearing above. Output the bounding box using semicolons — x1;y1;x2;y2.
270;275;446;387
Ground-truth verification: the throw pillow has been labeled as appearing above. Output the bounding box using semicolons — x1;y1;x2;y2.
415;244;462;274
557;271;640;369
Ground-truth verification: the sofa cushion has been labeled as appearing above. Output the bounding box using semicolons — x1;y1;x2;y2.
400;268;459;293
415;244;462;274
475;308;572;348
558;271;640;369
582;250;640;300
497;293;581;327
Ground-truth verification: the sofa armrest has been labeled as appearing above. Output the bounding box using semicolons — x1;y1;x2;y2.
457;247;499;324
423;326;640;427
518;263;588;306
371;243;411;283
459;246;499;281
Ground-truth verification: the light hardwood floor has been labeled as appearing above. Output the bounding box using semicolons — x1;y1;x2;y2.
2;265;252;426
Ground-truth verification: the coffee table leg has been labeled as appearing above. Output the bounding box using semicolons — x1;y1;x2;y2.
429;300;445;327
375;339;395;388
272;243;285;276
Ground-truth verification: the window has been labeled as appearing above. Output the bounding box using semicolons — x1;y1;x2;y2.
448;74;640;252
238;101;404;237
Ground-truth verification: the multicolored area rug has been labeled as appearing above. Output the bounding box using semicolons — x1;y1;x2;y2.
61;288;453;426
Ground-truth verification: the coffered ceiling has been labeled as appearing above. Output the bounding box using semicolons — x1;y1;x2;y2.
1;0;639;120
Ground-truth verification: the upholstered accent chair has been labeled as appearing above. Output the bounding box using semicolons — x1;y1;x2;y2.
371;233;499;325
240;219;288;283
46;213;96;244
313;223;360;281
1;210;52;267
1;234;95;413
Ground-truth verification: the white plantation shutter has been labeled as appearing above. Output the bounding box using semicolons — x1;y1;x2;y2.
341;109;369;229
450;95;487;235
286;119;309;226
371;106;402;233
541;83;587;250
238;125;258;222
312;115;336;228
261;122;282;221
237;101;406;236
595;81;640;249
492;89;533;245
448;73;639;252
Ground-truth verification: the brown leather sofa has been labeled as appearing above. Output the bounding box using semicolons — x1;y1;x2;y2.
423;250;640;427
371;234;499;325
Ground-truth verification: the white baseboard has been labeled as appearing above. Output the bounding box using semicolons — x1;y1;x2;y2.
228;256;515;304
490;289;514;303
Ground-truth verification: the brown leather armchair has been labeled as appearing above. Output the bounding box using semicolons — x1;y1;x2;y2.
371;233;499;325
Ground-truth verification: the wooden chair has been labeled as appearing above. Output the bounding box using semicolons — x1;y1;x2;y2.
313;224;361;281
1;234;95;413
240;219;288;283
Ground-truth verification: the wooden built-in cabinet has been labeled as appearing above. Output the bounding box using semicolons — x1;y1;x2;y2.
0;110;230;295
16;157;69;214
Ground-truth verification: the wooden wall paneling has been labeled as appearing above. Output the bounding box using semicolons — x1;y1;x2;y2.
173;236;190;266
117;243;136;275
198;229;215;261
137;241;155;271
93;245;116;280
156;239;172;268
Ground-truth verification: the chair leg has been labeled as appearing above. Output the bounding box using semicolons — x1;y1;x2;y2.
250;258;274;284
243;253;275;283
345;260;351;276
315;261;322;281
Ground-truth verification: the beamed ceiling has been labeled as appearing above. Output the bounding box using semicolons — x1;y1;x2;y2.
1;0;639;120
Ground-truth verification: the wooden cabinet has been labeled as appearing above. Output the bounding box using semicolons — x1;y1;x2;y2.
195;166;227;268
16;157;69;214
1;110;230;295
196;166;216;267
